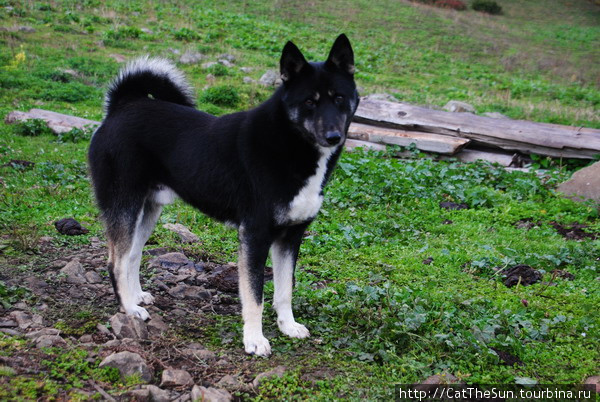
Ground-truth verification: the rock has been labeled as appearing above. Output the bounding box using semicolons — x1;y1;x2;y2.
79;334;93;343
206;264;239;293
502;265;542;287
10;311;33;330
169;284;211;300
0;320;17;328
557;161;600;206
147;315;169;336
239;67;253;73
26;328;60;340
85;270;103;284
125;388;151;401
206;74;216;84
218;59;234;68
415;372;459;390
36;335;67;348
243;77;255;84
109;313;149;339
141;384;172;402
99;351;152;383
97;323;112;336
191;385;232;402
584;376;600;393
162;223;199;243
252;366;286;388
160;369;194;387
141;27;154;35
216;374;239;388
23;276;48;290
181;344;217;361
259;70;281;87
149;252;193;271
103;339;122;348
0;328;21;336
168;48;181;55
443;100;475;113
202;61;219;69
54;218;89;235
218;53;236;63
483;112;510;119
59;259;86;284
180;50;205;64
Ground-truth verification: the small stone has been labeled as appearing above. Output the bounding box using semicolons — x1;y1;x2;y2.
125;388;151;401
0;328;21;336
239;67;253;73
110;53;127;63
218;53;236;63
18;25;36;33
109;313;149;339
181;346;217;361
160;369;194;387
147;315;169;336
10;311;33;330
218;59;234;68
149;252;192;271
202;61;219;69
99;351;152;383
191;385;232;402
584;376;600;393
0;320;17;328
443;100;475;113
259;70;281;87
103;339;121;348
252;366;286;388
141;27;154;35
243;77;255;84
216;374;239;388
168;284;211;300
85;270;103;284
60;259;87;284
557;161;600;205
79;334;93;343
141;385;172;402
36;335;67;348
206;74;216;84
163;223;199;243
97;323;111;336
180;50;204;64
26;328;60;340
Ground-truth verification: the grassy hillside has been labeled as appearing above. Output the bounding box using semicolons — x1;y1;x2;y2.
0;0;599;399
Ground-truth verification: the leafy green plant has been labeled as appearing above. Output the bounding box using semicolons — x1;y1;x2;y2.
199;86;240;107
14;119;53;137
0;281;29;309
56;125;95;144
173;27;200;41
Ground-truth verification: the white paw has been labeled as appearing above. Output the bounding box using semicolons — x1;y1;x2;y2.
278;320;310;339
244;333;271;357
124;305;150;321
136;291;155;305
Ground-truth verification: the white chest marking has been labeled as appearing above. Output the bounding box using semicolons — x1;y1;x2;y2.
280;147;334;224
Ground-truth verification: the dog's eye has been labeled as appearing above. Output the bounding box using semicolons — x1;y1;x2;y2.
305;99;316;108
334;95;344;105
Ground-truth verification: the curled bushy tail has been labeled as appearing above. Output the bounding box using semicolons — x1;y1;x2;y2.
105;56;195;115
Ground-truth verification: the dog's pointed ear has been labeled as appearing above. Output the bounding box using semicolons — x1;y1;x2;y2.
280;41;308;83
325;34;355;75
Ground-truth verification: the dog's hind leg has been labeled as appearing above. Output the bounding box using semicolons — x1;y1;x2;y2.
238;225;273;356
127;199;162;306
271;224;310;339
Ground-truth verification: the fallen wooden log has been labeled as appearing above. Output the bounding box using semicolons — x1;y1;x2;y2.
440;149;524;167
5;109;100;134
344;138;387;152
354;96;600;159
348;123;469;155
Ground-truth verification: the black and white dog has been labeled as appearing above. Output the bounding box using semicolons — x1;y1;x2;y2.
88;34;358;356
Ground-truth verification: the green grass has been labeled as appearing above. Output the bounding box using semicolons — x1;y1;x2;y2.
0;0;599;399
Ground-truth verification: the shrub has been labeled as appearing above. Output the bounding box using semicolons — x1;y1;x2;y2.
199;86;240;107
472;0;502;14
434;0;467;10
14;119;53;137
173;27;200;41
56;126;95;143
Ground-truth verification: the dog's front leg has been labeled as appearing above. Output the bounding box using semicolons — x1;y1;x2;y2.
271;224;310;339
238;225;272;356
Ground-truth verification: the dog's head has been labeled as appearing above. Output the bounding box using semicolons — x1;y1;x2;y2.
280;34;359;148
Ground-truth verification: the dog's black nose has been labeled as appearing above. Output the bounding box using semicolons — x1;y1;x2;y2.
325;131;342;145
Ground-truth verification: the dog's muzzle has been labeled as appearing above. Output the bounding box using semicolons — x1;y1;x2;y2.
325;131;342;145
